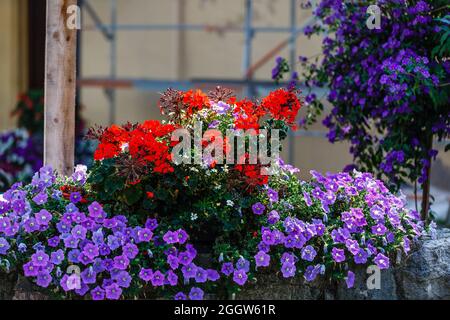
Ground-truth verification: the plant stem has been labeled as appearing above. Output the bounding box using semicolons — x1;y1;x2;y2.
420;135;433;221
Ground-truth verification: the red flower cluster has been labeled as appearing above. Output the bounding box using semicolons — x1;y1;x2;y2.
261;88;301;127
182;89;210;116
94;121;177;174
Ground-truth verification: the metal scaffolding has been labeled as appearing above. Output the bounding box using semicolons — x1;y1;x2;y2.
77;0;325;163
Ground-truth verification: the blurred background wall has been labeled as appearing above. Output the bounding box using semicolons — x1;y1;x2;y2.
0;0;448;187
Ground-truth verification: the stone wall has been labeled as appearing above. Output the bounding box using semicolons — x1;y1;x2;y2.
1;229;449;300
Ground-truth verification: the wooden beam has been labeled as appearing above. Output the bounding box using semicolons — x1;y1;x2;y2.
44;0;77;176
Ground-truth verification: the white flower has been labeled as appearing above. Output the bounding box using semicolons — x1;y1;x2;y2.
226;200;234;207
190;213;198;221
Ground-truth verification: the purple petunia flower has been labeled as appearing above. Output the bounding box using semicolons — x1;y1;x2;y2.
166;270;178;286
374;253;390;269
304;264;321;282
267;210;280;224
122;243;138;259
301;245;317;262
207;269;220;281
36;272;52;288
235;257;250;272
137;228;153;242
0;237;10;255
139;268;153;282
151;270;165;287
189;287;204;300
254;250;270;267
145;218;158;231
176;229;188;244
64;236;79;249
114;271;132;288
50;249;64;265
195;267;208;283
69;192;82;204
71;225;87;240
372;223;387;236
233;269;248;286
23;261;38;277
267;188;279;202
33;192;48;206
83;243;99;259
281;262;296;278
221;262;234;276
178;251;194;266
113;255;130;270
91;286;105;300
31;250;49;267
354;249;368;264
181;263;197;280
163;231;178;244
346;270;355;288
105;283;122;300
174;292;187;300
47;236;60;248
252;202;265;215
331;247;346;263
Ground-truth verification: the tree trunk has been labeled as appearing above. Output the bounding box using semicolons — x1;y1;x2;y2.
44;0;77;176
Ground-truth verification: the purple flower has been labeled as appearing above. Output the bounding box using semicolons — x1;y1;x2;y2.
122;243;138;259
105;283;122;300
235;257;250;272
195;267;208;283
178;251;194;266
151;270;165;287
87;201;105;219
31;250;49;267
181;263;197;280
166;270;178;286
33;192;48;205
354;249;368;264
207;269;220;281
267;188;279;202
301;245;317;262
331;247;345;263
23;261;38;277
281;262;296;278
345;239;360;255
114;271;132;288
254;250;270;267
374;253;390;269
137;228;153;242
176;229;188;244
371;223;387;236
91;286;105;300
304;264;321;282
233;269;248;286
81;268;97;284
252;202;265;215
83;243;99;259
174;292;187;300
64;236;79;249
189;287;204;300
0;237;10;255
346;270;355;288
36;272;52;288
71;225;87;240
267;210;280;224
145;218;158;231
139;268;153;282
48;236;60;248
113;255;129;270
163;231;178;244
24;218;39;233
221;262;234;276
70;192;82;204
50;249;64;265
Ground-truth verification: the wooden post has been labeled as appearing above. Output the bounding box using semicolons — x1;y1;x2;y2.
44;0;77;176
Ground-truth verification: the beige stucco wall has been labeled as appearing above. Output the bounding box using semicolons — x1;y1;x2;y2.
0;0;27;131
